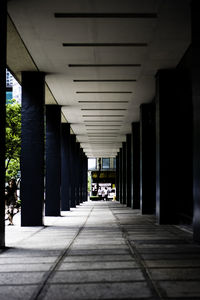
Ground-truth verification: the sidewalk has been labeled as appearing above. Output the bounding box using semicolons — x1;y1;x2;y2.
1;200;200;299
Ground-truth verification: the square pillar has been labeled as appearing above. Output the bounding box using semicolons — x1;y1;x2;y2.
119;148;123;204
45;105;61;216
75;142;80;205
140;103;156;214
21;72;45;226
79;148;84;203
82;153;87;202
191;0;200;241
61;123;71;211
116;154;119;201
122;142;127;205
69;134;76;208
156;69;192;224
0;0;7;247
131;122;140;209
126;134;131;207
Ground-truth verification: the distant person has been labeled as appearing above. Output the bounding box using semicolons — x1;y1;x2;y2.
5;178;18;225
104;187;108;201
102;189;105;201
98;187;102;200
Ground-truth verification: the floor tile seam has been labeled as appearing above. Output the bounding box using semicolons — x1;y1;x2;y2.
66;253;131;256
30;204;95;300
140;257;200;260
62;260;135;263
58;267;140;271
144;279;200;282
109;205;163;300
0;283;40;287
46;280;147;285
0;262;55;265
144;266;200;269
0;271;47;274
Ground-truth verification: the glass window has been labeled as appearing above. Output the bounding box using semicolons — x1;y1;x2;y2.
113;158;116;169
88;158;96;170
102;158;110;169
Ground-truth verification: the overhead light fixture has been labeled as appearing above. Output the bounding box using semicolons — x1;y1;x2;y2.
85;124;121;127
63;43;147;47
82;115;124;117
77;91;132;94
79;101;129;103
69;64;140;67
74;79;136;82
84;120;123;122
81;109;127;111
55;13;157;18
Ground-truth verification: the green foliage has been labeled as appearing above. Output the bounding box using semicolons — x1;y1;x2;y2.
88;171;91;191
5;99;21;182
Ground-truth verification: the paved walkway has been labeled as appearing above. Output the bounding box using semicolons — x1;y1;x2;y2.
1;200;200;299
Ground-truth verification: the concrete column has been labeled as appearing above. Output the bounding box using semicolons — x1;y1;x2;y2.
116;154;119;201
156;70;192;224
79;148;83;203
131;122;140;209
83;154;88;202
119;148;123;204
45;105;61;216
0;0;6;246
122;142;127;205
61;123;71;211
69;134;76;208
140;103;156;215
126;134;131;207
75;142;80;205
21;72;45;226
82;153;87;202
192;0;200;242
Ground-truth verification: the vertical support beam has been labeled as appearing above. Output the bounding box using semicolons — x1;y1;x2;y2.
82;153;87;202
156;70;192;224
126;134;131;207
45;105;61;216
84;154;88;202
69;134;76;208
119;148;123;204
122;142;127;205
140;103;156;214
61;123;71;211
131;122;140;209
0;0;6;247
75;142;80;205
192;0;200;242
116;154;119;201
21;72;45;226
79;148;83;203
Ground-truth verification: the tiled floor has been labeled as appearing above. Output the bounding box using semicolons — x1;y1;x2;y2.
0;201;200;299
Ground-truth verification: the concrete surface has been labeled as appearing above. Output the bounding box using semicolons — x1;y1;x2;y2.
0;201;200;299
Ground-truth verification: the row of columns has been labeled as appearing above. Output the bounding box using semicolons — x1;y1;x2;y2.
116;68;194;236
20;71;88;227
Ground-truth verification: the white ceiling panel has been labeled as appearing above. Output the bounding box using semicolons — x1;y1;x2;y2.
7;0;191;157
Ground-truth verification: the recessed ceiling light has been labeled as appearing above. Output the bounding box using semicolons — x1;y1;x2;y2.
79;101;129;103
81;109;127;111
55;13;157;18
74;79;136;82
77;91;132;94
82;115;124;117
69;64;140;67
63;43;147;47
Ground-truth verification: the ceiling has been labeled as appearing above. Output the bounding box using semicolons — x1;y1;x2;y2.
7;0;191;158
